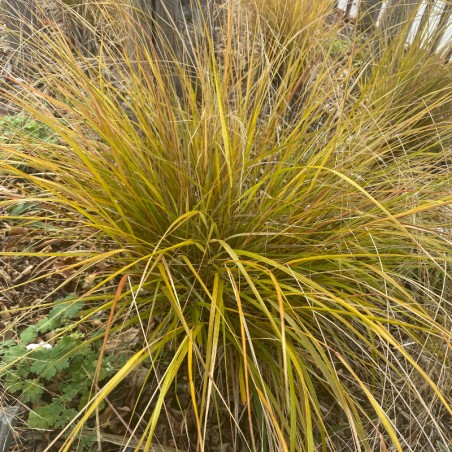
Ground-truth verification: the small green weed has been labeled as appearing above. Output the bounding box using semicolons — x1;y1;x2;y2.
0;114;58;144
0;114;59;176
5;201;39;218
0;295;121;432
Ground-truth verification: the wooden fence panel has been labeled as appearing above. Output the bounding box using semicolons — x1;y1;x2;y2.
340;0;451;56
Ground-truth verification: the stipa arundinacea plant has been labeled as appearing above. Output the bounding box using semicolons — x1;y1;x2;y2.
0;0;451;450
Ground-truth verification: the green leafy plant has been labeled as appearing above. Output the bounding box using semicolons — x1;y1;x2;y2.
0;114;58;144
0;0;451;450
0;113;59;177
0;296;119;433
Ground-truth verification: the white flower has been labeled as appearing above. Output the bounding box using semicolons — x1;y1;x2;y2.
26;340;53;351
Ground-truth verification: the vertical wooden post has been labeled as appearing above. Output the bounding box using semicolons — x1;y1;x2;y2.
129;0;183;61
345;0;355;18
127;0;190;95
358;0;383;33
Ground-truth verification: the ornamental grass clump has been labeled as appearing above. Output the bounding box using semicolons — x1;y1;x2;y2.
1;0;451;450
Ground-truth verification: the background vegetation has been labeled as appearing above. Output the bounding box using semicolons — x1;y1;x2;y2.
0;0;451;450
